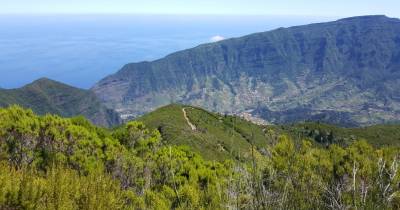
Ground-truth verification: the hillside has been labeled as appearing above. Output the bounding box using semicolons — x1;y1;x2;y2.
0;78;121;127
93;15;400;126
138;104;400;161
269;122;400;147
138;104;268;161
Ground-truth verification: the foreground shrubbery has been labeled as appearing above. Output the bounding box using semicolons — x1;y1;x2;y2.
0;106;399;209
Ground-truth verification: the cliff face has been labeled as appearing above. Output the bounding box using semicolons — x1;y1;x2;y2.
92;15;400;126
0;78;121;127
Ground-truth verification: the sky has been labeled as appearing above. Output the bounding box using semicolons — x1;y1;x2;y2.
0;0;399;17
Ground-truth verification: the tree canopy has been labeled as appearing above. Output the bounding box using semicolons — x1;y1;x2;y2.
0;105;399;209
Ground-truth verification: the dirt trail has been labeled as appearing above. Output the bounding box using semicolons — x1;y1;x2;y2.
182;108;196;131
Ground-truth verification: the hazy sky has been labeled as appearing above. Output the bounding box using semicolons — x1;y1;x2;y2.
0;0;399;17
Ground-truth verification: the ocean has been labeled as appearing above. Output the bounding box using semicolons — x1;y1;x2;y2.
0;15;337;89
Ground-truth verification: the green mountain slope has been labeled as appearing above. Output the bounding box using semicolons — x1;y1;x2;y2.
0;78;121;127
138;104;268;161
270;122;400;147
93;15;400;126
138;104;400;161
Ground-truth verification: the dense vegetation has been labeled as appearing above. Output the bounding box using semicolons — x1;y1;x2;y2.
0;78;121;127
140;104;400;160
0;105;399;209
138;104;267;161
270;122;400;147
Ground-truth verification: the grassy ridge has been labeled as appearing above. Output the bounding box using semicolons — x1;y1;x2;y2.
138;104;268;161
139;104;400;161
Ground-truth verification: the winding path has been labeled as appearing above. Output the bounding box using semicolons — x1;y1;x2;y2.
182;108;196;131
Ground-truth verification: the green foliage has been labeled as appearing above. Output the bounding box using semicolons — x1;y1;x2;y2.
0;106;233;209
0;106;399;209
138;104;268;161
270;122;400;147
0;162;130;210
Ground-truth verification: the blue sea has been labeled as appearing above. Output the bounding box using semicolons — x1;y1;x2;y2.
0;15;337;89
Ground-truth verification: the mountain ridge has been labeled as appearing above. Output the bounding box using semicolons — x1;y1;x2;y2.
0;77;121;127
93;15;400;126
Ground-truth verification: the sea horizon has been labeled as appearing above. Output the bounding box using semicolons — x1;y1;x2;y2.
0;14;339;89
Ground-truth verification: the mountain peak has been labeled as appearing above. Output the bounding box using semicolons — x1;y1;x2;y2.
337;15;398;22
26;77;78;90
28;77;57;86
31;77;59;85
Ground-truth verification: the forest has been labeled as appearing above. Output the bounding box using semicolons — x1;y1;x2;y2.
0;105;399;209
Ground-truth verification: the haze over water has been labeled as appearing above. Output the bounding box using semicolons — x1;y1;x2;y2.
0;15;336;89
